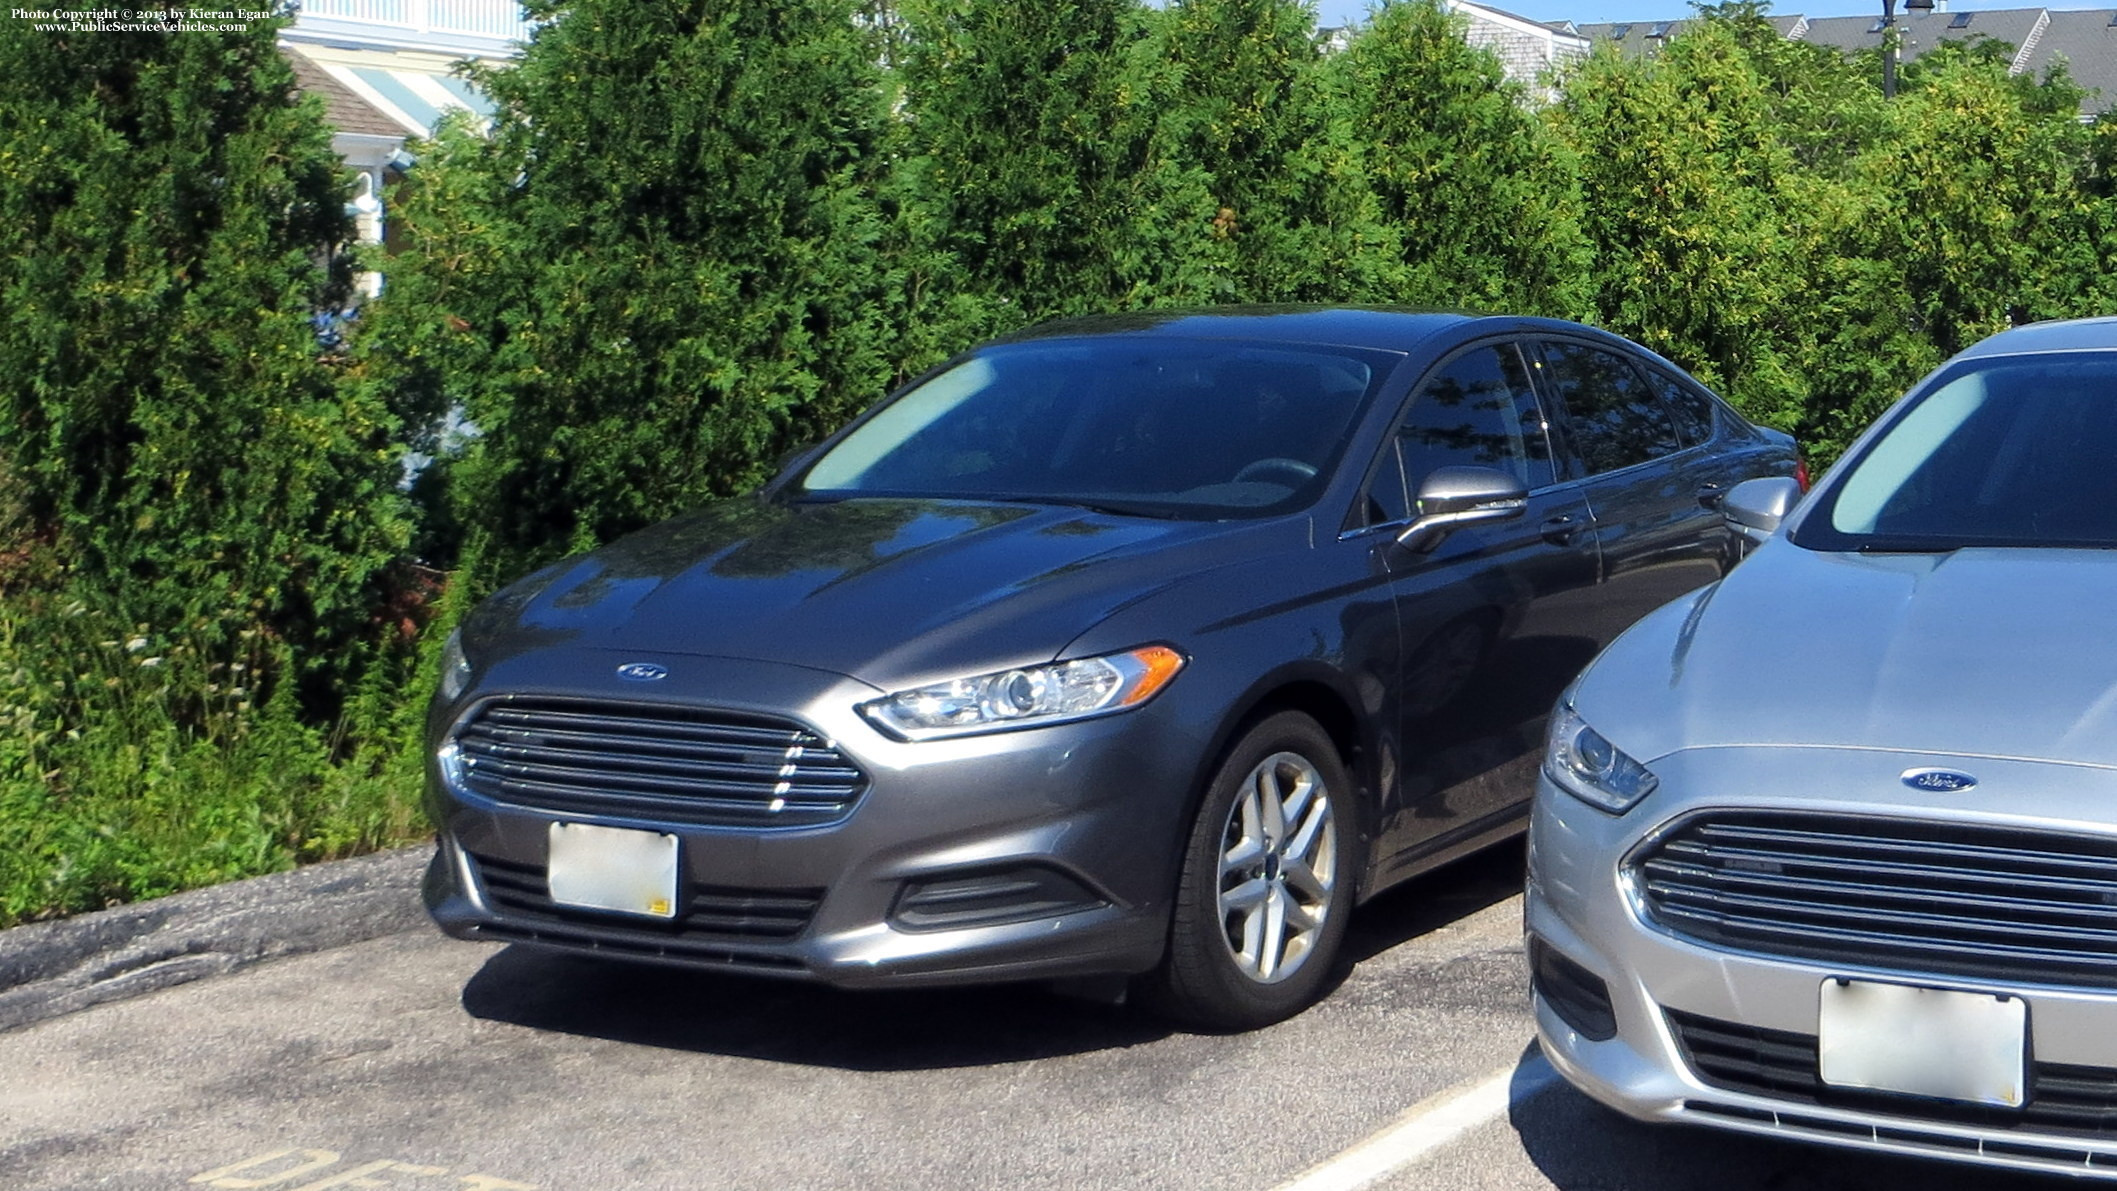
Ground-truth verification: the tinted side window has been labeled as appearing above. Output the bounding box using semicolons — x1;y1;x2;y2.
1536;342;1680;474
1655;371;1718;448
1366;346;1549;527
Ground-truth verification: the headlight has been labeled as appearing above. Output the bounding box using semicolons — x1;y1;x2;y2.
438;627;472;702
1543;702;1658;814
859;646;1185;741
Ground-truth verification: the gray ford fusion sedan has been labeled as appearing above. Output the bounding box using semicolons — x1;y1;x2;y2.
423;306;1796;1030
1530;316;2117;1173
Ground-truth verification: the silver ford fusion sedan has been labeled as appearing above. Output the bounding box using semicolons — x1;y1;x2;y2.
1529;316;2117;1177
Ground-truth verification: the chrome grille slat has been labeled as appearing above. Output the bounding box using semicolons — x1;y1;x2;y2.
1636;812;2117;990
1647;883;2117;947
472;775;849;818
1684;821;2117;876
478;705;810;748
1662;834;2117;892
452;697;868;828
1653;902;2117;971
468;756;846;800
1644;855;2117;917
472;735;817;776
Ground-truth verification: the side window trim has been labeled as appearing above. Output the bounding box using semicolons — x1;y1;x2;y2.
1523;338;1583;482
1345;336;1533;537
1346;436;1412;537
1529;336;1687;480
1342;337;1592;541
1504;339;1567;485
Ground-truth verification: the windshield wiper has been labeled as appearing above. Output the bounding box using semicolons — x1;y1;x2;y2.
1854;539;1967;554
980;495;1182;519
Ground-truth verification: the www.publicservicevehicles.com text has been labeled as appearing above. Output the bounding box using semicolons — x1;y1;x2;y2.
14;7;267;31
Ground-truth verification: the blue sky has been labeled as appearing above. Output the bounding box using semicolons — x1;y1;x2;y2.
1312;0;2098;28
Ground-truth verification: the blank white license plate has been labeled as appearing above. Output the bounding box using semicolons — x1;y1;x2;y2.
546;822;679;919
1818;978;2027;1107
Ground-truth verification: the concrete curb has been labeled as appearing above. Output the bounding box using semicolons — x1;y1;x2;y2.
0;844;432;1033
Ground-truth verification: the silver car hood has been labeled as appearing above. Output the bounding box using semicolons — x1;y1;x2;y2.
1577;538;2117;770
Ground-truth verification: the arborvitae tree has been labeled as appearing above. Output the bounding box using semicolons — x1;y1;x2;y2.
1326;0;1591;318
0;12;410;666
0;13;432;920
1151;0;1392;302
1790;49;2102;462
1878;50;2098;357
1695;0;1886;174
383;0;898;584
1551;20;1815;430
2083;116;2117;316
893;0;1221;330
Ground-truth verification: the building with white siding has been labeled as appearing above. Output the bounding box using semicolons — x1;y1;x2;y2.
282;0;524;257
1445;0;1591;98
1574;6;2116;116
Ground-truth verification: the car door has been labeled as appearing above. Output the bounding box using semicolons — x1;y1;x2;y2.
1347;339;1604;877
1648;363;1769;559
1529;338;1731;638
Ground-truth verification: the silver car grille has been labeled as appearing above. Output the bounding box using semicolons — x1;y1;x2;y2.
451;698;867;828
1634;811;2117;990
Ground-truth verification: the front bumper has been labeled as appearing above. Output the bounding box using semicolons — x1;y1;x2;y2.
423;650;1202;988
1527;747;2117;1180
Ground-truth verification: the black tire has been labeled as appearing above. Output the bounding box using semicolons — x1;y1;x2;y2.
1141;711;1359;1032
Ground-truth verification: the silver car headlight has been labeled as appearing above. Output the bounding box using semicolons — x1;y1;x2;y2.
859;646;1185;741
1544;702;1659;814
438;627;473;702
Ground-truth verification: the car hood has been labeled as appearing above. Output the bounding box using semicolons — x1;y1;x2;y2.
471;497;1282;687
1580;540;2117;770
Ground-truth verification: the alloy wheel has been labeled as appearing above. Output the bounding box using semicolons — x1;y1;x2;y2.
1216;750;1337;984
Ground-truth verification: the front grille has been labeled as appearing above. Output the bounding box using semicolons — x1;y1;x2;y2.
451;698;867;828
471;851;822;941
1633;811;2117;990
1667;1008;2117;1140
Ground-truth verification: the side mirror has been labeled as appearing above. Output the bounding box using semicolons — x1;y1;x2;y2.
1723;476;1803;545
1396;466;1528;553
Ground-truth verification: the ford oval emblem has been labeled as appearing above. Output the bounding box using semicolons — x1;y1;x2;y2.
615;662;669;682
1902;768;1978;794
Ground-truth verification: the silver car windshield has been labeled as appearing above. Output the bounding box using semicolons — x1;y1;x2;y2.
1796;351;2117;551
797;339;1392;519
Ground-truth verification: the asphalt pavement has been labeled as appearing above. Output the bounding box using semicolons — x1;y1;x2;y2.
0;843;2091;1190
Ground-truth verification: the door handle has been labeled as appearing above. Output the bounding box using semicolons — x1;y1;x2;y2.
1696;482;1726;509
1541;514;1583;546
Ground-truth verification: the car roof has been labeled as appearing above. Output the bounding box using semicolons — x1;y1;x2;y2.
1957;316;2117;360
993;306;1478;353
993;306;1672;359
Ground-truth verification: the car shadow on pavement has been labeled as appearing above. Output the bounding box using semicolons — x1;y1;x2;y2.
1340;837;1526;967
460;838;1524;1071
460;945;1172;1071
1509;1044;2070;1191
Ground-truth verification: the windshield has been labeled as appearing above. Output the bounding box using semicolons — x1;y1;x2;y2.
1796;351;2117;551
796;338;1395;519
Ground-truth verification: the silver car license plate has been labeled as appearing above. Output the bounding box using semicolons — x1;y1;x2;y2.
546;822;679;919
1817;978;2027;1107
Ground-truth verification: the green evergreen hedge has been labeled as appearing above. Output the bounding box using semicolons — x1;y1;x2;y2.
1;0;2110;924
